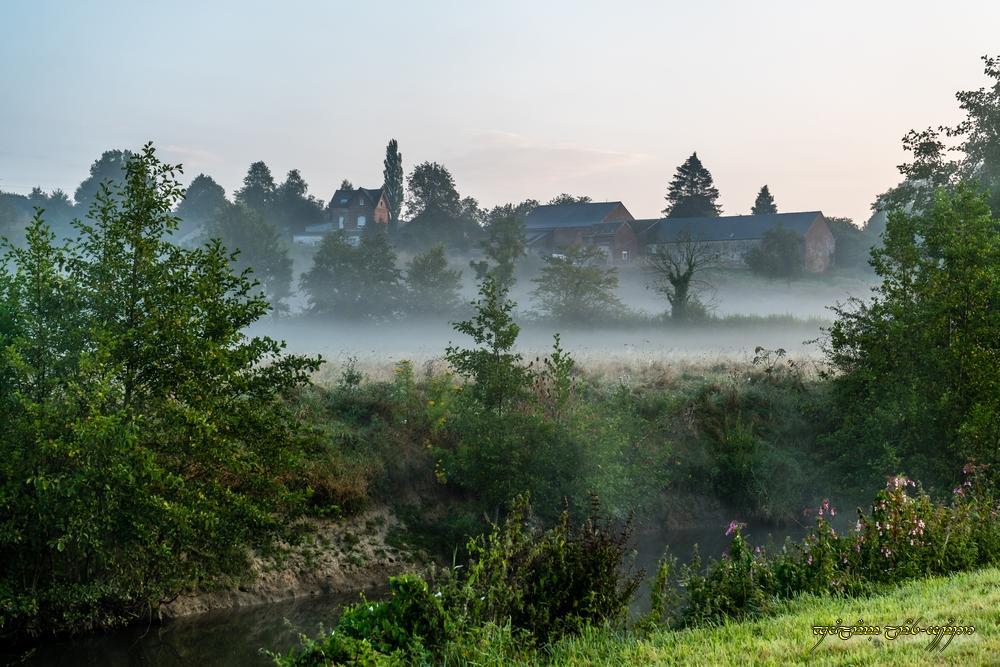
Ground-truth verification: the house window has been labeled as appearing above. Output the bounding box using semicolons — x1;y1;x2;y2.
621;250;629;263
338;216;344;229
357;215;366;227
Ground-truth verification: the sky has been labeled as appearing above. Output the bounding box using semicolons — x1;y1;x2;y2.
2;0;999;225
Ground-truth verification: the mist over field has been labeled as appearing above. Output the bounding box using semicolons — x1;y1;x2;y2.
256;264;874;371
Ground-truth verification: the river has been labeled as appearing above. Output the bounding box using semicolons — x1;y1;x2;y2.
2;520;813;666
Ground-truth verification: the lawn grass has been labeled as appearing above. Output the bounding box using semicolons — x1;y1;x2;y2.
454;568;1000;666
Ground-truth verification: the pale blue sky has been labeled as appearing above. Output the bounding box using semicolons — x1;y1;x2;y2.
2;0;998;223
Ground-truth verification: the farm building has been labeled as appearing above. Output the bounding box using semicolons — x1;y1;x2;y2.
524;201;638;263
639;211;836;273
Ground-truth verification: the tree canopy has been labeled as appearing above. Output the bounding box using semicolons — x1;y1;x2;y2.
301;231;403;320
531;245;625;323
826;184;1000;489
235;160;277;215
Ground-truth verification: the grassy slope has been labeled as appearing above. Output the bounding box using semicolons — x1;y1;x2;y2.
477;568;1000;666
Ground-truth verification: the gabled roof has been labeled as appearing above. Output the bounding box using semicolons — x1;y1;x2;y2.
328;186;384;209
524;201;629;230
645;211;825;244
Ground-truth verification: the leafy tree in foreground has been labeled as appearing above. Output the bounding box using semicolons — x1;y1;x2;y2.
663;152;722;218
405;244;463;317
744;225;804;280
0;143;320;637
302;231;403;320
531;245;625;323
645;233;715;321
445;276;530;417
751;185;777;215
204;202;293;311
826;183;1000;489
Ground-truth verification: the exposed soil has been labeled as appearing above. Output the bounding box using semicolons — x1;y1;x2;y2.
159;507;419;619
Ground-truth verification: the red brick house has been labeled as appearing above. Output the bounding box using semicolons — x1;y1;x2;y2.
524;201;638;264
326;186;390;245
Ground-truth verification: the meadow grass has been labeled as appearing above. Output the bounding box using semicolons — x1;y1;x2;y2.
459;567;1000;666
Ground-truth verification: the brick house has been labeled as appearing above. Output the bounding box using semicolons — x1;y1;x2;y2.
524;201;638;264
639;211;836;273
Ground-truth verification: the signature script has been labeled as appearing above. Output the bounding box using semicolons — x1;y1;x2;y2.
810;616;975;653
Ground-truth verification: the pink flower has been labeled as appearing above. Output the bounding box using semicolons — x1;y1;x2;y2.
725;520;745;537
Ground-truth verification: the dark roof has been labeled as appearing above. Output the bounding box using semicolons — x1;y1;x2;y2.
524;201;628;230
329;186;383;209
645;211;825;244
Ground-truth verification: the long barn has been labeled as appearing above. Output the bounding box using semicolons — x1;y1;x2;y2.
639;211;836;273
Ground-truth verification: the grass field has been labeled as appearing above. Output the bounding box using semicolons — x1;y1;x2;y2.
446;568;1000;666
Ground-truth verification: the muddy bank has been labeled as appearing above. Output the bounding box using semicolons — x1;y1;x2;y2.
159;508;419;619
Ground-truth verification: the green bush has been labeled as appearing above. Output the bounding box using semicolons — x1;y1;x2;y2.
0;145;320;638
273;496;640;665
679;466;1000;625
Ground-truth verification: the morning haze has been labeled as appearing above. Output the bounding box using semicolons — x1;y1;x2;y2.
2;0;998;224
3;2;1000;665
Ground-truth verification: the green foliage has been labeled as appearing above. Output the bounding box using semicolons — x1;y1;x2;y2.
663;152;722;218
445;276;530;417
826;184;1000;489
399;162;482;252
744;224;804;279
175;173;228;229
679;469;1000;626
274;169;325;235
73;149;131;212
645;234;715;321
383;139;404;229
751;185;777;215
530;245;625;323
878;54;1000;217
272;496;640;665
302;231;403;320
404;244;463;317
825;216;873;271
470;212;526;291
203;202;293;311
235;160;277;215
0;143;321;638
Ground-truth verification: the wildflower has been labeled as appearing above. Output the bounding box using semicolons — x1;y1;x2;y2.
807;555;813;565
725;520;745;537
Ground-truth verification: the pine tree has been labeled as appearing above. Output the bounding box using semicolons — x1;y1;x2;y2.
752;185;777;215
663;152;722;218
383;139;404;231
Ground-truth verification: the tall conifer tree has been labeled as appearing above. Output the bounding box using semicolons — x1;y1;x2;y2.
752;185;778;215
663;152;722;218
383;139;404;231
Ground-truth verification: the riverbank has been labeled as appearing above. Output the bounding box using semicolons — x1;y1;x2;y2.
438;567;1000;665
160;508;419;619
